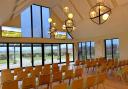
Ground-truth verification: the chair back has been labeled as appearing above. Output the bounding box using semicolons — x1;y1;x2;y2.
71;79;84;89
52;71;62;82
42;64;50;75
86;75;96;88
1;69;14;83
2;80;18;89
61;65;68;73
22;77;36;89
16;71;28;80
14;68;22;75
75;67;83;78
25;66;33;73
35;65;42;72
39;74;50;85
65;70;73;79
53;83;67;89
52;63;59;74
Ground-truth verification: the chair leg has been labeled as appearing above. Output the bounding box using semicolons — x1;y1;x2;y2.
102;83;105;89
96;84;99;89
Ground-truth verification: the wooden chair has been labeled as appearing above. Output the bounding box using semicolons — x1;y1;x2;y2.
52;71;62;83
52;63;59;74
38;74;51;89
25;66;33;73
22;77;36;89
71;78;84;89
75;60;80;66
16;71;28;81
1;69;14;84
2;80;18;89
42;64;51;75
1;69;11;75
96;73;107;89
35;65;42;73
53;83;67;89
64;69;74;85
80;60;85;65
61;65;68;73
31;69;40;77
85;75;96;89
75;67;83;78
13;68;23;75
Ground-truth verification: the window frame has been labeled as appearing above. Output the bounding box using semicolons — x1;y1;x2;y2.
104;38;119;59
78;41;95;60
0;43;74;71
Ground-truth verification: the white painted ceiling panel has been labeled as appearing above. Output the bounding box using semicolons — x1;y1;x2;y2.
116;0;128;6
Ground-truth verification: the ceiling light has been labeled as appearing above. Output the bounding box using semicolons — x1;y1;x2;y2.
89;2;111;24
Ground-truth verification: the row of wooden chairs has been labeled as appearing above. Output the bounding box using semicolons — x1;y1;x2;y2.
2;73;106;89
1;64;83;89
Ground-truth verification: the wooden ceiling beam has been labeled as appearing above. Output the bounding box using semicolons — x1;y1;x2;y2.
68;0;84;20
110;0;118;7
86;0;93;7
51;9;63;24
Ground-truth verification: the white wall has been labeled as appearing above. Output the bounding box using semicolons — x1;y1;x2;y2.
76;31;128;60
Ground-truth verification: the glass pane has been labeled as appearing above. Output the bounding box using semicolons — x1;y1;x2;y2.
61;44;66;62
78;43;82;60
22;44;32;67
32;5;42;37
67;44;73;61
86;42;91;59
42;7;50;38
21;7;32;37
2;26;21;37
0;44;7;70
91;42;95;59
67;33;72;39
113;39;119;59
53;44;60;63
105;40;112;59
33;44;42;66
9;44;20;69
44;44;52;64
82;43;86;59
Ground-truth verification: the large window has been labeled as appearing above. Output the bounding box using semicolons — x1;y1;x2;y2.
2;26;21;37
105;38;119;59
61;44;66;63
32;5;42;37
21;4;50;38
78;41;95;60
33;44;42;66
21;7;32;37
0;43;74;70
44;44;52;64
22;44;32;67
53;44;60;63
9;44;21;69
67;44;74;61
0;44;7;70
42;7;50;38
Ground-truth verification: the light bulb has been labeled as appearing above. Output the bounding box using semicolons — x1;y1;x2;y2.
90;11;96;18
64;6;69;13
68;13;73;19
102;13;109;20
62;25;66;30
97;0;103;3
48;18;52;23
54;32;57;36
53;23;56;26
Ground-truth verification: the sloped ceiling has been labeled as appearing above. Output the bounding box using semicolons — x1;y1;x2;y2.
1;0;128;40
